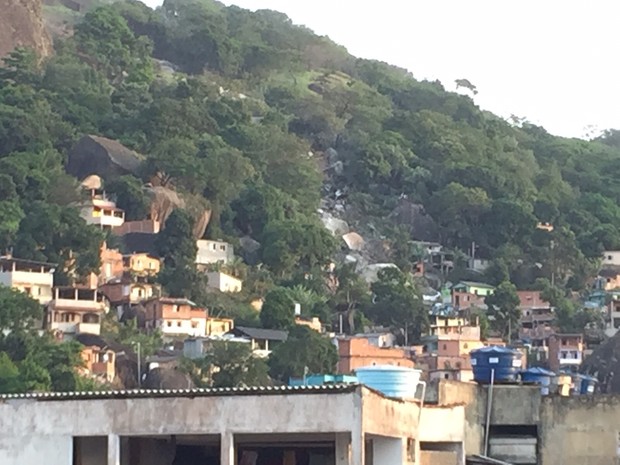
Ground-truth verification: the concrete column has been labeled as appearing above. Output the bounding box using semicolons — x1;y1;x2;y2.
335;433;350;465
107;434;120;465
372;437;404;465
220;432;235;465
351;432;364;465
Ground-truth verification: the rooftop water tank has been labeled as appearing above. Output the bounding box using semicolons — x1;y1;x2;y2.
470;346;522;384
355;365;423;399
579;375;597;395
521;367;556;395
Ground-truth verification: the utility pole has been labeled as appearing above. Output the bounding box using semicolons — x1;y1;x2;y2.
132;342;141;388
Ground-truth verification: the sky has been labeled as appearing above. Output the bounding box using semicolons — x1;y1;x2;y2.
141;0;620;139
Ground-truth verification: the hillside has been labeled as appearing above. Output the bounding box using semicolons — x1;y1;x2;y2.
1;0;619;340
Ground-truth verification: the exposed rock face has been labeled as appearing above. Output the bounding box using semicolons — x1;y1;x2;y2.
0;0;53;60
143;367;194;390
581;331;620;393
67;135;145;181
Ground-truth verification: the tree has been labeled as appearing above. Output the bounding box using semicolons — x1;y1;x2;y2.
261;219;336;276
0;286;43;333
75;6;153;84
188;341;271;388
106;176;149;221
260;287;296;330
0;352;21;393
156;209;196;267
268;326;337;381
485;281;520;340
367;267;427;341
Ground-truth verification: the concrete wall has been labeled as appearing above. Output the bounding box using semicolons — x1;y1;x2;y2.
0;435;72;465
419;406;465;443
420;450;458;465
539;395;620;465
436;381;484;456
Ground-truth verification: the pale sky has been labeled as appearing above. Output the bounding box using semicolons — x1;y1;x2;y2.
141;0;620;139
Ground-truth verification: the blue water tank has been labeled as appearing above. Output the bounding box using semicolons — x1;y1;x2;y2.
355;365;422;399
470;346;522;384
579;375;597;395
521;367;556;395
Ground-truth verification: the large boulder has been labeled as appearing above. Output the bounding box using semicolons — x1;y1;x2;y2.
389;200;439;242
67;135;145;181
581;331;620;393
143;367;194;390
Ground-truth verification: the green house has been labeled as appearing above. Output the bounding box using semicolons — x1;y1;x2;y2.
452;281;495;296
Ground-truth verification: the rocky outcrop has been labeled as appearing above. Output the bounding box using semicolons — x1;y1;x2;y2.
0;0;53;60
143;367;194;390
67;135;145;181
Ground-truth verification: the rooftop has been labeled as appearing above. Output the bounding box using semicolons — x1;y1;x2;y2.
0;384;358;402
230;326;289;342
455;281;495;289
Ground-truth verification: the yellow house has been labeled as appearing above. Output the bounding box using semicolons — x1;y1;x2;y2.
123;253;161;276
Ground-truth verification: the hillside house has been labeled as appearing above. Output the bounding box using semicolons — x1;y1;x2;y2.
603;250;620;267
123;253;161;277
548;333;584;372
99;278;160;312
205;271;242;293
336;337;414;374
451;281;494;310
45;287;109;338
225;326;288;357
295;316;323;332
0;255;55;305
143;297;208;338
517;290;555;341
76;189;125;230
76;334;116;383
196;240;234;267
597;267;620;291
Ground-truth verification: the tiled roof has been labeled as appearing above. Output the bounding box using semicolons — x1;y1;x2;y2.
232;326;288;342
0;384;359;401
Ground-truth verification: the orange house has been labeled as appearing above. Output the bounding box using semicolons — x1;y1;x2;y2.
143;297;208;338
336;337;414;374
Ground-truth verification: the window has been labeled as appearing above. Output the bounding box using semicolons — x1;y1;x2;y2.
191;322;198;328
464;343;468;349
177;322;182;327
609;255;613;260
167;321;172;327
24;287;31;295
172;305;178;312
220;245;226;251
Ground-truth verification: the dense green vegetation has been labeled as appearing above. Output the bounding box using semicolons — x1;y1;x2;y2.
0;0;619;389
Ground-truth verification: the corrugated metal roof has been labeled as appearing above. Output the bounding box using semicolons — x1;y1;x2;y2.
0;384;360;402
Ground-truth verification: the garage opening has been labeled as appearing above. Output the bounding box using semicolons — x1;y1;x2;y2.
120;435;220;465
236;433;336;465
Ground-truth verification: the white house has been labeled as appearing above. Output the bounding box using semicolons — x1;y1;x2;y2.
205;271;242;293
0;255;55;304
196;240;234;266
77;189;125;230
603;250;620;267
